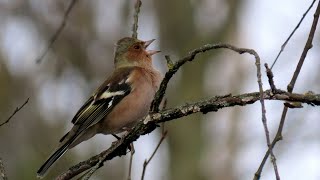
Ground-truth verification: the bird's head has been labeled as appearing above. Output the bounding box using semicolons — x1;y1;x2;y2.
114;37;160;68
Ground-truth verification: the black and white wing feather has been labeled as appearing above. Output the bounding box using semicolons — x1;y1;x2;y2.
37;67;133;178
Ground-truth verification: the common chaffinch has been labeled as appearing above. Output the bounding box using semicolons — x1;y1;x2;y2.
37;37;162;178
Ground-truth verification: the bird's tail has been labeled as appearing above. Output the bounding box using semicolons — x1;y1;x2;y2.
36;137;74;178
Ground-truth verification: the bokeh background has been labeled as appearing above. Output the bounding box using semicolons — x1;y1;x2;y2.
0;0;320;179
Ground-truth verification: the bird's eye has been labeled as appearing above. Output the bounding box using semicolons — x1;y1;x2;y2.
133;45;140;49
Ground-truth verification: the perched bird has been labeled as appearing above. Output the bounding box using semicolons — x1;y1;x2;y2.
37;37;162;178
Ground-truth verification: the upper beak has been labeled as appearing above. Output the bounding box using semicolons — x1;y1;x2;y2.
143;39;156;48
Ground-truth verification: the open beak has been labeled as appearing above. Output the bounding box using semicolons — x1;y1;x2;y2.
143;39;160;56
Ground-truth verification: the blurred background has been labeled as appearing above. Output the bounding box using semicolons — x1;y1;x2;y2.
0;0;320;179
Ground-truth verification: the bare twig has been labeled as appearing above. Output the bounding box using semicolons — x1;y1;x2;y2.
270;0;316;69
0;98;29;128
0;158;8;180
153;42;280;179
74;169;89;180
132;0;142;39
165;55;174;69
36;0;79;64
78;156;104;180
265;63;277;93
56;89;320;180
287;4;320;92
255;56;280;179
151;43;264;113
141;102;168;180
141;128;168;180
127;144;135;180
254;1;320;179
254;108;287;180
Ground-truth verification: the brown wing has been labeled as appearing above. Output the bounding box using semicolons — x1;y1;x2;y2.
59;67;133;142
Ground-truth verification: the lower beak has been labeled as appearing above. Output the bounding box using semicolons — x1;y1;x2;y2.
144;39;156;48
147;50;161;56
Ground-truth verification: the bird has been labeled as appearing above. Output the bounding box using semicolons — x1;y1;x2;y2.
37;37;162;178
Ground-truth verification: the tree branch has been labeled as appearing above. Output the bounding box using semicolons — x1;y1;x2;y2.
132;0;142;39
151;43;264;112
265;63;277;93
56;89;320;180
270;0;316;69
254;1;320;179
0;98;29;128
152;42;280;176
36;0;79;64
250;33;279;179
141;127;168;180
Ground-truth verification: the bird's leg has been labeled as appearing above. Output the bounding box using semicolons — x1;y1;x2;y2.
112;134;121;140
112;133;135;152
129;143;135;153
